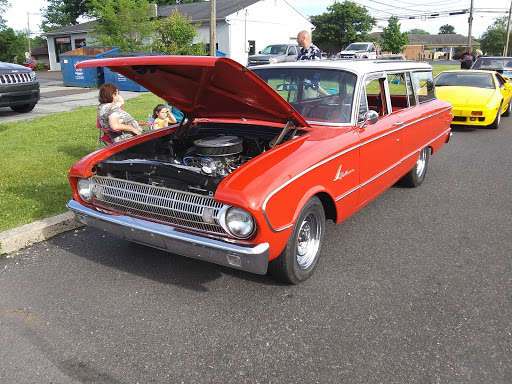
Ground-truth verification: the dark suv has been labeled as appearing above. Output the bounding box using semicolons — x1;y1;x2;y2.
0;61;40;113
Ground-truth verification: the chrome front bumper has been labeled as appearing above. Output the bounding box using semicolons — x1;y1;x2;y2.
67;200;270;275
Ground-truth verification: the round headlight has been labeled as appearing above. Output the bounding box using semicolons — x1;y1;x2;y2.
77;178;92;203
224;207;255;239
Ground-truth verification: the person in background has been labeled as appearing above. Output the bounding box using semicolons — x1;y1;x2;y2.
296;30;321;61
459;46;476;69
152;104;177;130
97;83;141;143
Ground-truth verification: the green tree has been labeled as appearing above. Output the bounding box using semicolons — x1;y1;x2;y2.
89;0;156;52
380;16;409;53
439;24;455;34
407;28;430;35
0;28;27;62
310;1;376;54
151;8;206;55
41;0;90;32
480;16;509;55
0;0;10;29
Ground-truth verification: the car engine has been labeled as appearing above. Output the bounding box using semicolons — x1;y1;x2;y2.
93;122;306;195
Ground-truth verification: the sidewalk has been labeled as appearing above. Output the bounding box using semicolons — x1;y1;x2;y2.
0;70;145;256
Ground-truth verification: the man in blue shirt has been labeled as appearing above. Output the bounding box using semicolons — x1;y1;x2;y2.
297;30;321;61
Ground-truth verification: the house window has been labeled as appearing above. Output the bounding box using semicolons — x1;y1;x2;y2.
74;38;86;49
54;36;71;63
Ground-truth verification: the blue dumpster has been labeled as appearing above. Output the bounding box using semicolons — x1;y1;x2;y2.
60;46;119;87
102;52;165;92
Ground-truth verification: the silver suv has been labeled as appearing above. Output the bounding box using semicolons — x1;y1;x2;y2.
247;44;299;67
0;61;40;113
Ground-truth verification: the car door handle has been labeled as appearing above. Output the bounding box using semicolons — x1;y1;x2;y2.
393;122;404;127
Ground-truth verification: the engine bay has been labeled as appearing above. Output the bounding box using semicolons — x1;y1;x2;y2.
94;121;307;195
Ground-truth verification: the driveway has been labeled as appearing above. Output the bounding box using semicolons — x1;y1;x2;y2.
0;70;142;124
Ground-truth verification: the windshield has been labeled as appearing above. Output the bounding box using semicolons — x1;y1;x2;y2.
472;58;512;70
261;45;288;55
435;72;495;89
251;67;357;125
345;43;368;51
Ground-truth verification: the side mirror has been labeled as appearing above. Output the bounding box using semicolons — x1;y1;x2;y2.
358;110;379;127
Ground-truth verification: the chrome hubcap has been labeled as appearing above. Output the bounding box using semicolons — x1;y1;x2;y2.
296;212;321;269
415;148;427;177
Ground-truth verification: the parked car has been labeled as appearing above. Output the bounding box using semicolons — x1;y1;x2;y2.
471;56;512;78
434;69;512;129
21;60;46;70
67;56;452;283
0;61;40;113
247;44;299;66
337;42;379;59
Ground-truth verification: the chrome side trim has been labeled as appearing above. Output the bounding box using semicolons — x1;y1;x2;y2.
334;128;450;202
67;200;270;275
263;122;451;232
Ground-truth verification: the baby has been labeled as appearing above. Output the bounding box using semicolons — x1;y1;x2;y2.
152;104;177;130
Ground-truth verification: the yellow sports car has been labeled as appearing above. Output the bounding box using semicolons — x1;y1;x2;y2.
434;70;512;129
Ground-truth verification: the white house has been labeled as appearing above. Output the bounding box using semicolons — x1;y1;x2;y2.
43;0;314;71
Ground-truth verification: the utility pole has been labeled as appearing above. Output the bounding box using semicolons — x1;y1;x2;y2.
27;12;31;59
210;0;216;56
505;0;512;56
467;0;474;50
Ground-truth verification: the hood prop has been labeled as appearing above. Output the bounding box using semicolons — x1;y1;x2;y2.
269;118;298;149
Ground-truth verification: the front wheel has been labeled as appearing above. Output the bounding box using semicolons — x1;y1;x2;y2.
399;147;430;188
269;196;326;284
489;103;501;129
502;100;511;117
10;103;36;113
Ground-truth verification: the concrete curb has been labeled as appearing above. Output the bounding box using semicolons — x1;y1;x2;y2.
0;212;82;255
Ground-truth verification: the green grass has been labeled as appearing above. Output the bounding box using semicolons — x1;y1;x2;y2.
0;64;461;232
0;93;161;232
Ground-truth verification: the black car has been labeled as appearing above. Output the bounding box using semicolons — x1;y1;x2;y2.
0;61;40;113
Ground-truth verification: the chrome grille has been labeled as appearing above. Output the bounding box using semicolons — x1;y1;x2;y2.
0;72;32;84
89;176;227;234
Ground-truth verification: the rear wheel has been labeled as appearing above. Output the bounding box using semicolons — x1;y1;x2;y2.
10;103;36;113
489;103;501;129
269;196;325;284
399;147;430;188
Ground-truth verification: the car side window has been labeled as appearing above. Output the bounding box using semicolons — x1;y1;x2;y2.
495;73;506;89
288;46;297;56
387;73;408;112
365;77;388;116
411;71;435;103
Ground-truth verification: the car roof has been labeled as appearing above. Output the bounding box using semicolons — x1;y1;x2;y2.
253;59;432;77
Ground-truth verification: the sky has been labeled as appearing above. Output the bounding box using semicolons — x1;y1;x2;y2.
3;0;511;39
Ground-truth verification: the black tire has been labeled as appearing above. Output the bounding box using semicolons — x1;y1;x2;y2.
269;196;326;284
502;100;511;117
10;103;36;113
489;103;501;129
399;147;430;188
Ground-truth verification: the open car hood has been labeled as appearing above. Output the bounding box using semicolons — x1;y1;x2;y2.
77;56;308;127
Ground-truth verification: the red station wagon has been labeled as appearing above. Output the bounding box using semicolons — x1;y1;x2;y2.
67;56;452;284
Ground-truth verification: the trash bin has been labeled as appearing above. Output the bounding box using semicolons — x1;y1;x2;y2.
60;46;119;87
102;52;165;92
